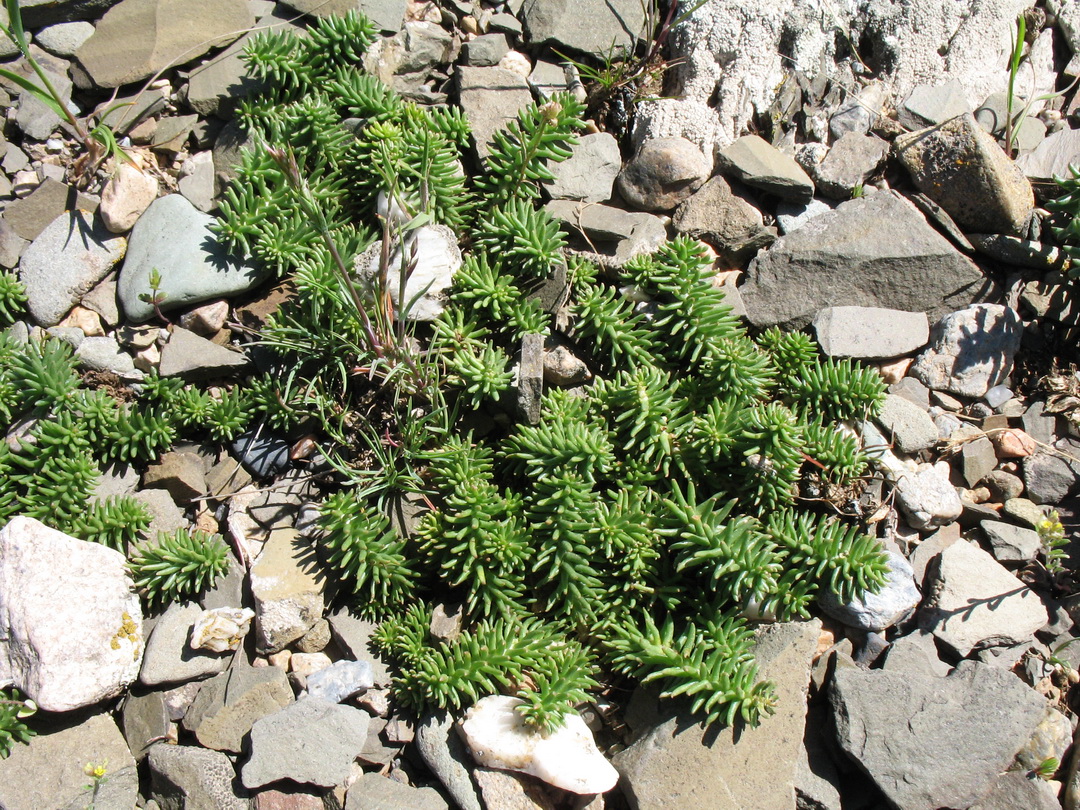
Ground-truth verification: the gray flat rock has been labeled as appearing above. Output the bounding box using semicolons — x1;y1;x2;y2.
981;521;1044;564
182;665;293;753
328;608;393;687
118;193;267;323
277;0;407;33
520;0;645;60
741;191;991;330
18;209;124;327
830;659;1047;810
1017;125;1080;181
140;601;230;686
613;620;821;810
900;80;970;129
416;712;483;810
456;66;533;160
158;326;249;379
35;21;95;57
0;712;136;810
920;538;1048;658
717;134;814;203
875;394;939;454
542;131;621;203
75;0;254;89
5;177;99;242
346;771;449;810
812;305;929;360
811;133;889;200
242;698;370;789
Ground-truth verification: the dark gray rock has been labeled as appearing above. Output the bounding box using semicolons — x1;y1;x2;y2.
231;429;290;479
612;620;821;810
818;548;919;632
16;67;71;141
520;0;644;60
122;688;170;761
811;133;889;199
177;151;218;213
981;521;1043;564
909;304;1023;398
672;175;772;264
1023;401;1059;447
962;436;999;488
456;66;533;159
242;699;370;789
830;659;1047;810
969;234;1069;272
545;200;667;262
3;178;98;242
515;332;543;425
147;743;248;810
617;137;711;213
461;33;509;66
716;134;814;202
182;666;293;753
774;198;835;234
18;209;125;327
118;194;267;323
35;22;95;57
741;191;991;331
1023;440;1080;504
542;131;621;203
920;538;1048;658
894;113;1034;236
416;712;483;810
982;469;1024;501
881;629;951;678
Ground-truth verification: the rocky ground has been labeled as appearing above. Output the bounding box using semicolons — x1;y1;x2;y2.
2;0;1080;809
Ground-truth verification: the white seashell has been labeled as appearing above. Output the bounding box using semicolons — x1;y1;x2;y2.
190;607;255;653
458;695;619;795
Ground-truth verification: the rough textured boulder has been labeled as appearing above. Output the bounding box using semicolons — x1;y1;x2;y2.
740;191;991;330
0;517;143;712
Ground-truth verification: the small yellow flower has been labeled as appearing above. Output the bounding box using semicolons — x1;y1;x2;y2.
84;760;107;780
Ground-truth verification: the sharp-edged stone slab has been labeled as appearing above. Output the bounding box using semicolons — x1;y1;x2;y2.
519;0;645;60
830;658;1047;810
920;538;1048;657
812;306;929;360
740;191;991;331
716;134;814;202
612;620;821;810
18;209;126;327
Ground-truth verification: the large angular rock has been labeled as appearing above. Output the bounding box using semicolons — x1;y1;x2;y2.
0;712;136;810
118;194;268;323
520;0;645;60
148;743;249;810
75;0;254;89
830;659;1047;810
456;66;534;159
242;699;371;789
182;665;294;753
894;113;1034;235
909;304;1023;398
920;538;1048;658
0;517;143;712
812;306;929;360
158;326;250;379
18;210;126;327
612;620;821;810
740;191;990;330
250;528;325;653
